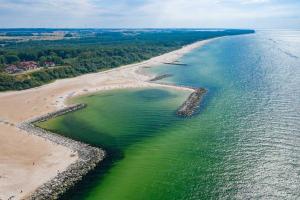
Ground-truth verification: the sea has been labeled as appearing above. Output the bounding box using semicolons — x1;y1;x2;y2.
38;30;300;200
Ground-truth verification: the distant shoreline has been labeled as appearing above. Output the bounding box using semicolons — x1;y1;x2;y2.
0;38;214;199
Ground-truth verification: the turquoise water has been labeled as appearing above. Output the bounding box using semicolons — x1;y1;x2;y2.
39;31;300;199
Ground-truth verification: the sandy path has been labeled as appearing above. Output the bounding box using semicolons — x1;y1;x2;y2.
0;39;212;199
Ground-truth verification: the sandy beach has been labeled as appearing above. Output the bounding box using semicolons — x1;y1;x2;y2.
0;39;211;199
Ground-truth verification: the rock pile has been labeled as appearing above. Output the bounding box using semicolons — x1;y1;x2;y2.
163;62;188;66
176;88;207;117
150;74;172;81
17;104;105;200
30;104;87;123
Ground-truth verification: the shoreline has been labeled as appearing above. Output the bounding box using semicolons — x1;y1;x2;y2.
0;38;214;199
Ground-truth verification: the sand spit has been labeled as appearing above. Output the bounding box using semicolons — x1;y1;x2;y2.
0;38;213;199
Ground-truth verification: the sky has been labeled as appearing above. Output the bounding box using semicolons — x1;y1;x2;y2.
0;0;299;29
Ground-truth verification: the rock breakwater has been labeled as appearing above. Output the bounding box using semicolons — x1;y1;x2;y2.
31;103;87;123
176;88;207;117
150;74;173;81
17;104;105;200
163;62;188;66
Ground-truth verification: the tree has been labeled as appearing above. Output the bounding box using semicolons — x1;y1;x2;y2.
0;64;4;72
5;54;20;64
38;56;47;66
52;56;63;65
18;52;37;61
0;55;5;64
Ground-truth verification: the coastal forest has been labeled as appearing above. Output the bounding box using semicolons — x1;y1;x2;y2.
0;29;254;91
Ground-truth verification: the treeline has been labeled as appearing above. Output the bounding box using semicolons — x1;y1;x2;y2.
0;29;254;91
0;45;175;90
0;44;170;67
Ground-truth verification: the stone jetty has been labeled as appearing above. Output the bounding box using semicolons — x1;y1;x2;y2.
150;74;172;81
163;62;187;66
17;104;105;200
176;88;207;117
31;103;87;123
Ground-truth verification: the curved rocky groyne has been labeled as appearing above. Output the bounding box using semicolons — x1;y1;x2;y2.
17;104;105;200
176;88;207;117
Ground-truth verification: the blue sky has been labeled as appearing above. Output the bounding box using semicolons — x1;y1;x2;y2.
0;0;299;29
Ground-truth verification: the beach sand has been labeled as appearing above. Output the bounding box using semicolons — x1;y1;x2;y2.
0;125;78;200
0;39;211;199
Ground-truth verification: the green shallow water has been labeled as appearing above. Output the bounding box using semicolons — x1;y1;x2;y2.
38;30;300;199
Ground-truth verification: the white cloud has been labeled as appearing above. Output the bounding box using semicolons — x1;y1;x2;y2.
0;0;299;28
120;0;298;28
216;0;271;4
